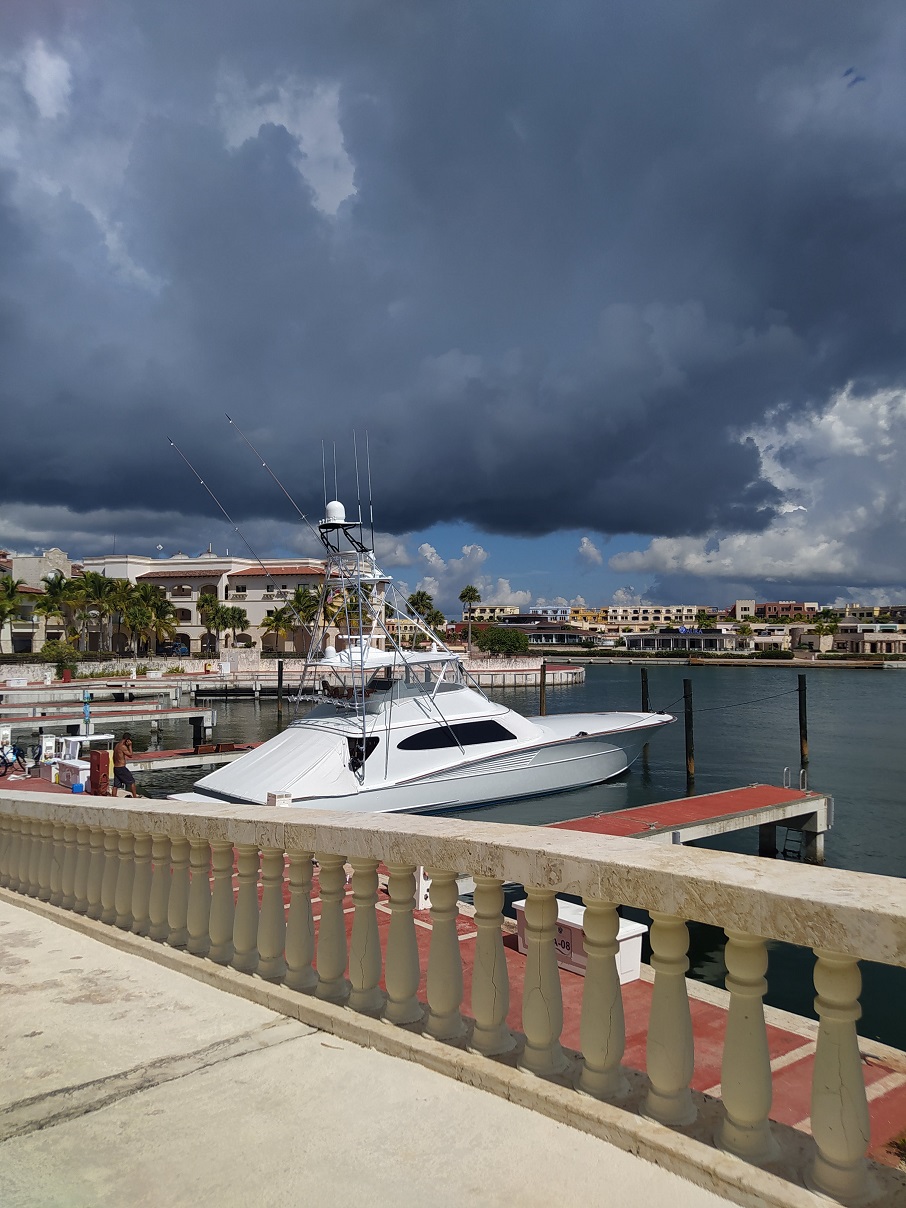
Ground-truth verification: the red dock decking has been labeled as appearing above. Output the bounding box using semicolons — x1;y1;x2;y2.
549;783;823;840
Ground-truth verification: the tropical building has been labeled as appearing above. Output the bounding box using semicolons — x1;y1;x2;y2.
79;552;325;654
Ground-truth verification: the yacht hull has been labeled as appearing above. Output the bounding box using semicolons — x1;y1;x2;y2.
174;714;671;815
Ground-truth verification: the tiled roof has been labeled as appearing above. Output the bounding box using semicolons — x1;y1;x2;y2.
228;566;324;578
136;570;224;580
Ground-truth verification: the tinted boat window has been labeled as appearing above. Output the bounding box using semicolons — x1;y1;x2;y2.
397;721;516;751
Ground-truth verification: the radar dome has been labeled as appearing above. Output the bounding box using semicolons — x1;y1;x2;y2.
324;500;346;524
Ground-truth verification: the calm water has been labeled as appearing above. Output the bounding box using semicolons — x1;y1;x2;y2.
136;663;906;1047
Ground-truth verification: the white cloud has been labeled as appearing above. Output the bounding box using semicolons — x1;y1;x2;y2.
577;535;602;566
609;387;906;588
215;69;356;214
611;586;647;606
480;578;532;608
22;41;71;121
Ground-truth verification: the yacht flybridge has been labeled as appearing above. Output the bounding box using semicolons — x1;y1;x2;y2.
172;501;674;814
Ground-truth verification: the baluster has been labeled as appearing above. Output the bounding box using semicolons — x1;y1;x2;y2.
49;822;66;906
28;819;45;898
348;857;383;1013
257;847;287;980
382;863;422;1025
99;828;120;924
130;833;153;935
148;835;172;940
0;814;11;887
424;868;466;1041
314;853;350;1001
72;825;92;913
6;816;21;892
232;843;260;974
186;839;212;957
719;931;777;1163
643;911;696;1125
114;830;136;929
285;851;317;992
85;827;106;919
578;899;627;1099
469;875;514;1055
808;950;871;1202
60;823;79;910
208;841;235;964
35;820;53;901
518;888;568;1075
167;837;190;948
21;818;36;895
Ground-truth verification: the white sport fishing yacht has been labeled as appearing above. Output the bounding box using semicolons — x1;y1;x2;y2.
172;501;673;813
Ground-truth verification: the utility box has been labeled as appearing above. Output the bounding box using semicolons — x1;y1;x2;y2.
512;898;648;983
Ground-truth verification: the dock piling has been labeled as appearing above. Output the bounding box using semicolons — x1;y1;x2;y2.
277;658;284;718
539;660;547;716
640;667;650;712
798;674;808;765
683;679;694;785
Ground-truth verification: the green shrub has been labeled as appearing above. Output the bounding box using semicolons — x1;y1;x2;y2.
39;640;82;677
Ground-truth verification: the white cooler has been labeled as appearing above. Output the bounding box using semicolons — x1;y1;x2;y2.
512;898;648;983
57;759;90;789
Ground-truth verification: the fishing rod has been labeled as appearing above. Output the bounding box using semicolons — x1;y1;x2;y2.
225;414;321;546
166;437;311;633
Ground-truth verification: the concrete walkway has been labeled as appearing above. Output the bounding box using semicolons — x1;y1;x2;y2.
0;898;727;1208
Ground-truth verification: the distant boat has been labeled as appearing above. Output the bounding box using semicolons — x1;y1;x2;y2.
172;501;673;813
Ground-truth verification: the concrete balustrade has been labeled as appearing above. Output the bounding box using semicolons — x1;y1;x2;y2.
719;931;778;1164
577;898;627;1100
0;790;904;1206
643;912;696;1126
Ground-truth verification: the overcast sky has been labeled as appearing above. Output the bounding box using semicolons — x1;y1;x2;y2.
2;2;906;612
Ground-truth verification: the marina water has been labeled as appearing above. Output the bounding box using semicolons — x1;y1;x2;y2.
143;661;906;1049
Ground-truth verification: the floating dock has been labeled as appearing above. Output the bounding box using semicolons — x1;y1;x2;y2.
4;706;216;739
551;784;832;863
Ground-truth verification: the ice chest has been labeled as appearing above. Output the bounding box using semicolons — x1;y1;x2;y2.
58;759;90;789
512;898;647;983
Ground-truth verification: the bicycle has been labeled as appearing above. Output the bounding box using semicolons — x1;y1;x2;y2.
0;744;28;776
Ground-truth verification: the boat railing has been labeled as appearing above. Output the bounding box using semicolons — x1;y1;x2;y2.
0;789;902;1205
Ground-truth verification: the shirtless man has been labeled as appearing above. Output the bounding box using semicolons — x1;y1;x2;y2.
112;732;139;797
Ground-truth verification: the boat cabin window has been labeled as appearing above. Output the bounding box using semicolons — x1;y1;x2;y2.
397;720;516;751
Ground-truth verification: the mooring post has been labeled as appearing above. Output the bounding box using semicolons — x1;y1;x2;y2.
798;673;808;764
641;667;650;712
683;678;694;784
539;660;547;716
277;658;284;718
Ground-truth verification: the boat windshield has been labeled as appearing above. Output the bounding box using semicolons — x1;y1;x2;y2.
391;658;465;702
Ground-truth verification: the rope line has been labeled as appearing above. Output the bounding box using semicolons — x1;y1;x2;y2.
653;686;799;714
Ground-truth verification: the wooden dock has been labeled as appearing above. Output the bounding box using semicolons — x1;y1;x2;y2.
3;705;216;739
550;784;832;863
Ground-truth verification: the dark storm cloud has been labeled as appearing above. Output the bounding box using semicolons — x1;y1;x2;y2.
2;1;906;554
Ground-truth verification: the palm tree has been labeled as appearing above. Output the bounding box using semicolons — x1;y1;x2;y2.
74;571;118;651
197;589;220;654
260;605;295;652
291;585;321;625
735;621;754;649
149;596;178;653
124;598;153;655
108;579;136;653
0;575;24;654
407;590;434;618
459;584;481;652
226;605;249;646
